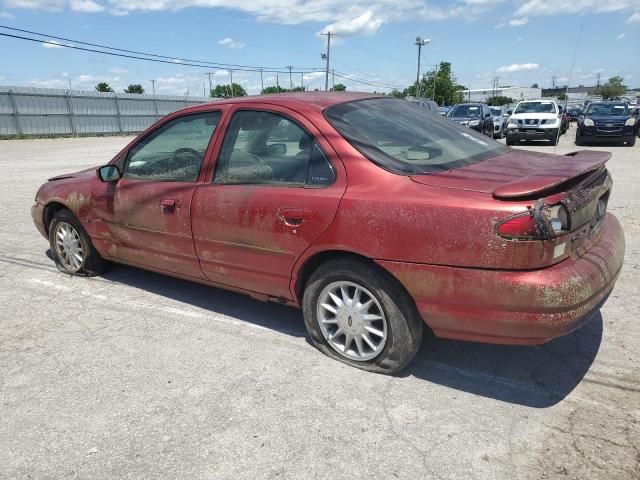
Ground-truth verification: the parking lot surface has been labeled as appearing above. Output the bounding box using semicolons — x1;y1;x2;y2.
1;126;639;479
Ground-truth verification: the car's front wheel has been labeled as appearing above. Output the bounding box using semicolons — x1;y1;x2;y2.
49;209;109;276
303;258;422;374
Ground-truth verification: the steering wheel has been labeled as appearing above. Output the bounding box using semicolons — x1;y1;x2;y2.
172;147;201;162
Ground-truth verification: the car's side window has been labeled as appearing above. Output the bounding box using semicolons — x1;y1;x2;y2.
213;110;335;187
123;111;221;182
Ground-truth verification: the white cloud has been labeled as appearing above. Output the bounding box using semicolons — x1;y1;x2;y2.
322;10;384;36
218;37;245;49
509;17;528;26
516;0;640;18
69;0;103;12
0;11;15;18
108;67;129;74
617;32;626;39
42;39;63;48
628;10;640;22
497;62;539;73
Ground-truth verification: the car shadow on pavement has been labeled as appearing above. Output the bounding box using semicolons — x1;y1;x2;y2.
81;258;601;409
404;313;603;408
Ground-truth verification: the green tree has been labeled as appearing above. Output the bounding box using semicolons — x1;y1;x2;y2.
486;96;515;106
124;84;144;94
531;83;539;88
417;62;465;106
389;89;405;98
599;76;626;99
210;83;247;98
261;85;288;94
331;83;347;91
557;92;567;101
95;82;114;93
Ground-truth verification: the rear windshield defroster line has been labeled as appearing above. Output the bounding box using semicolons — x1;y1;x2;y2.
324;98;508;175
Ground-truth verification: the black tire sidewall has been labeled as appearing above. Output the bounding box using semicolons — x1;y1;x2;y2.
49;209;105;276
302;259;422;374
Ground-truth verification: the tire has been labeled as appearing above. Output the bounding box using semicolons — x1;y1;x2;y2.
302;258;423;374
628;136;636;147
49;209;109;276
575;129;583;146
506;137;514;146
549;128;559;146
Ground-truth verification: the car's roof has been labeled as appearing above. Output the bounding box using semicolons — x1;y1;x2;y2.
588;101;627;105
183;91;382;113
454;103;484;106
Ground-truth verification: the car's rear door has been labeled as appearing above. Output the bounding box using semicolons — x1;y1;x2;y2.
91;110;222;278
191;104;347;300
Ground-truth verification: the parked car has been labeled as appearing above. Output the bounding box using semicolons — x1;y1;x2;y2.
489;106;508;139
31;93;625;374
558;105;570;134
447;103;494;136
567;107;582;122
631;106;640;137
505;100;562;146
438;106;450;116
576;101;636;146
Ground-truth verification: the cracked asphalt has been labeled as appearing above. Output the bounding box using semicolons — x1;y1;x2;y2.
1;125;639;479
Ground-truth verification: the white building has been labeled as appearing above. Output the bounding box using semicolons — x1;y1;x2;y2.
460;86;542;103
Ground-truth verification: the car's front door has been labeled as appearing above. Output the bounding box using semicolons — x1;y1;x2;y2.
92;111;222;278
191;106;347;300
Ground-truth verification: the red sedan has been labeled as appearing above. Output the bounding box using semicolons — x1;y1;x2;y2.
31;92;625;374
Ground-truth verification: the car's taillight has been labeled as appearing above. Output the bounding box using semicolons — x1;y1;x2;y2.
497;204;570;240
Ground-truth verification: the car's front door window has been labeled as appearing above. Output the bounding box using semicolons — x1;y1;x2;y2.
213;110;334;186
124;111;221;182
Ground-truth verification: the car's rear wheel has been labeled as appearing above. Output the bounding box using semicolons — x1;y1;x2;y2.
303;258;423;374
49;209;109;276
575;129;583;146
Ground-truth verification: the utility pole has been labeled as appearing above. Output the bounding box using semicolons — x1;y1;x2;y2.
432;63;438;101
276;74;280;90
259;68;264;93
229;69;234;97
287;65;293;90
207;73;212;96
67;77;72;91
301;72;304;91
596;72;601;93
551;75;557;90
150;79;156;96
332;69;335;90
321;32;336;91
414;36;430;98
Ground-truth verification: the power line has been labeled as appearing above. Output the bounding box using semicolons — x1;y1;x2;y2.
0;25;321;73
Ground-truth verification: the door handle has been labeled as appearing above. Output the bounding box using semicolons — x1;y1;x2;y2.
277;208;312;227
160;198;178;212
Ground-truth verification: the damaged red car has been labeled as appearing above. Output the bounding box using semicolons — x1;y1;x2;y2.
32;93;625;374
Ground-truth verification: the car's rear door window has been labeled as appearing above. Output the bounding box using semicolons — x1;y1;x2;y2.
123;111;221;182
213;110;335;187
325;98;507;175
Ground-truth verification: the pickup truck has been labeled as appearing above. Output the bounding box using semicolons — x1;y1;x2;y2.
506;100;562;146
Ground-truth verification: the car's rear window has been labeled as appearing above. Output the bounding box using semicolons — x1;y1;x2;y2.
324;98;508;175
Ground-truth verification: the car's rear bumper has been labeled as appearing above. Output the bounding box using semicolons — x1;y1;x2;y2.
31;202;48;239
377;213;625;345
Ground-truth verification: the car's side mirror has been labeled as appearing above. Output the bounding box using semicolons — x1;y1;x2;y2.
485;112;491;118
267;143;287;156
97;165;121;182
507;110;513;115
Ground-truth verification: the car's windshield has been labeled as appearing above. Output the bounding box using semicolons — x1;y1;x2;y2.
324;98;508;175
490;107;502;116
448;105;482;117
585;103;630;116
513;101;557;114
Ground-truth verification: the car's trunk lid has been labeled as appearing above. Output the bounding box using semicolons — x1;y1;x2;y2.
410;149;610;199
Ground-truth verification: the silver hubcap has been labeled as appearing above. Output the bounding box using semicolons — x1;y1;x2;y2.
317;281;388;362
54;222;84;272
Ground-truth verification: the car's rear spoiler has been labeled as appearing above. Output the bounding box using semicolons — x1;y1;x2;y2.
492;150;611;200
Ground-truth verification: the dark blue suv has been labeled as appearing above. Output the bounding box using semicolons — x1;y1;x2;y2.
576;101;636;146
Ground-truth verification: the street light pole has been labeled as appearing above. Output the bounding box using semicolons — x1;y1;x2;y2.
414;36;430;98
150;79;156;97
287;65;293;90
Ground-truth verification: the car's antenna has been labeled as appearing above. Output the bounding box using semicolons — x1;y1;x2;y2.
554;23;583;155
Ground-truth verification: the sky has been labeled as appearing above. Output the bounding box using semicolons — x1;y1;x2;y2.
0;0;638;96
